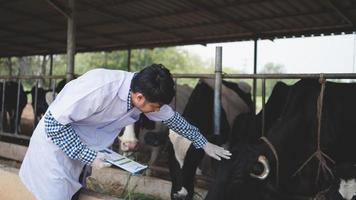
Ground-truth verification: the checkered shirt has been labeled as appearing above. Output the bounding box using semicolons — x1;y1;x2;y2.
163;112;208;149
44;111;97;165
127;89;132;111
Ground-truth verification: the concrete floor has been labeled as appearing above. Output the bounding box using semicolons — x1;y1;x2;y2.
0;165;121;200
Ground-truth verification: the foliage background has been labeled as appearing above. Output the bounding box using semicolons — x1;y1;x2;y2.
0;47;289;111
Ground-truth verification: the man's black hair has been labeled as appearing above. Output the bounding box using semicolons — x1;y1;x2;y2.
130;64;175;105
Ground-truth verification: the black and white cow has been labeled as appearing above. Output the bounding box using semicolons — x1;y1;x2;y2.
117;84;194;170
168;78;253;200
0;81;27;133
116;79;252;199
314;163;356;200
30;79;68;126
31;86;50;125
206;81;290;200
206;79;356;200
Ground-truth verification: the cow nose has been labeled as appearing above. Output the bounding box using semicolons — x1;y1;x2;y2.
133;142;140;151
123;141;139;151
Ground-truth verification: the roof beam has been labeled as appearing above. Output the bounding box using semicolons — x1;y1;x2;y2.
0;39;57;53
0;5;124;48
73;26;356;52
188;0;257;35
3;5;354;42
78;0;190;41
1;24;354;57
0;0;22;6
45;0;71;19
0;26;95;50
322;0;353;26
0;27;63;44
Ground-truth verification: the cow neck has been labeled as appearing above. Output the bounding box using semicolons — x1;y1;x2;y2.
256;80;313;183
292;78;335;180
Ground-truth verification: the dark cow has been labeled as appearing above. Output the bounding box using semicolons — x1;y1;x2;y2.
229;81;290;147
168;79;253;200
54;79;66;94
45;79;67;105
0;81;27;133
206;81;290;200
31;79;68;125
206;79;356;200
117;84;194;170
314;163;356;200
31;87;49;125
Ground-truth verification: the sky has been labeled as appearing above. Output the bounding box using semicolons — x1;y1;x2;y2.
180;34;356;74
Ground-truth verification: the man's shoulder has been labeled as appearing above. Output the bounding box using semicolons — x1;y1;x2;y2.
80;68;133;82
86;68;131;76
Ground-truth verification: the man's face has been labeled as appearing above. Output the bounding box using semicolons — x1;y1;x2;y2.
131;92;161;113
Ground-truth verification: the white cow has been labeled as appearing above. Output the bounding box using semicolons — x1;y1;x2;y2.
117;84;193;169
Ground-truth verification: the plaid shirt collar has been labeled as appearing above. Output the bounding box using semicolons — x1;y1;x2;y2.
127;89;133;111
127;72;139;111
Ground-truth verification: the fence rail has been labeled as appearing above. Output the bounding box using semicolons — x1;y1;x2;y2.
0;73;356;141
173;73;356;79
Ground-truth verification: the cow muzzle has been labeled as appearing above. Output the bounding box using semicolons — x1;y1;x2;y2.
119;140;139;152
250;155;270;180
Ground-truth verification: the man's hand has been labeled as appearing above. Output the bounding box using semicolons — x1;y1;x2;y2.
91;152;112;169
203;142;232;161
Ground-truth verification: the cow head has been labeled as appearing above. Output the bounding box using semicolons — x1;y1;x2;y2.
205;142;277;200
118;124;139;152
250;155;270;180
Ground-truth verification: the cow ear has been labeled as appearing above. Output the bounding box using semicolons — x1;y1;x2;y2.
118;127;125;137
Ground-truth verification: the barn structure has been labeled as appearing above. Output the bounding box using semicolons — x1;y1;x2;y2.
0;0;356;199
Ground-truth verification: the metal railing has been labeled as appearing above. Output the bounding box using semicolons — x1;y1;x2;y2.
172;72;356;138
0;75;65;140
1;71;355;143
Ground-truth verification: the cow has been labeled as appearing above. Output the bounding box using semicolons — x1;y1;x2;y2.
117;84;194;170
314;163;356;200
206;81;290;200
168;78;253;200
206;79;356;200
45;79;67;105
30;79;68;126
31;86;49;125
0;81;28;133
116;79;252;199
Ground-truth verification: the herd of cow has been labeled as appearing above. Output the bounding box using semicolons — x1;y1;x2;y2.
0;79;66;134
1;78;356;200
119;78;356;200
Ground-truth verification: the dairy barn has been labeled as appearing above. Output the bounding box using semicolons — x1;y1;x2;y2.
0;0;356;200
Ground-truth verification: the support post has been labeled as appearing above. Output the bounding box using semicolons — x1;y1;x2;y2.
262;78;266;136
7;57;12;76
40;55;47;88
66;0;76;82
214;47;222;136
253;39;258;113
127;49;131;72
49;54;53;88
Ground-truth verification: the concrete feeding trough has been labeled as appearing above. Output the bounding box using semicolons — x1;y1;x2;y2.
0;141;207;200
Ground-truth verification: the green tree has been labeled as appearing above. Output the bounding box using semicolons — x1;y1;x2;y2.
0;46;214;89
257;62;286;97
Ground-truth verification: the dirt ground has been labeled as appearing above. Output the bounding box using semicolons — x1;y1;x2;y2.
0;159;36;200
19;103;35;136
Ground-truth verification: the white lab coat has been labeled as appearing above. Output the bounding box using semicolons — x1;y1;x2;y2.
19;69;174;200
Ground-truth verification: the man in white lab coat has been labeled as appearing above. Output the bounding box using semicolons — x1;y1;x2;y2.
19;64;231;200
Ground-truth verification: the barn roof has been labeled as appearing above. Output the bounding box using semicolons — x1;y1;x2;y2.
1;0;355;57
